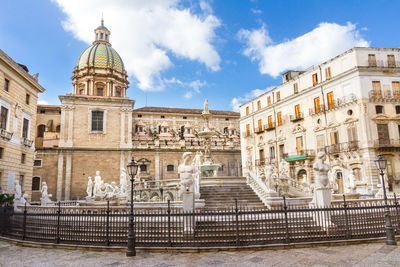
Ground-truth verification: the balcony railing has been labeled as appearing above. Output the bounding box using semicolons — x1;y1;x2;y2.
369;60;400;68
369;90;400;102
264;122;276;131
21;137;33;147
245;131;253;138
290;112;304;122
285;149;315;158
309;105;326;116
374;139;400;148
254;127;264;134
326;141;360;154
0;129;13;140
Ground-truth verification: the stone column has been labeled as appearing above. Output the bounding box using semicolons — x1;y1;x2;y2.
66;106;74;147
57;152;64;201
155;152;160;180
59;106;66;145
64;153;72;200
120;108;126;146
90;80;94;95
127;109;132;146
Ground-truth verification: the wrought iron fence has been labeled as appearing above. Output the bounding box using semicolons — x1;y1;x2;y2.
1;197;400;248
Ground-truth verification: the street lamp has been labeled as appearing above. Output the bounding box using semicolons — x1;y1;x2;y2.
126;158;139;256
375;153;397;246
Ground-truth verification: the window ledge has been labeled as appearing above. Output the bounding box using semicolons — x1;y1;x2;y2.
89;131;105;134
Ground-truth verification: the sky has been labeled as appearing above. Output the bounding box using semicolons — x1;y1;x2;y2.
1;0;400;111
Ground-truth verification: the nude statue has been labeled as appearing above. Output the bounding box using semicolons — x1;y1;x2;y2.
93;171;104;198
86;176;93;198
14;181;22;199
313;152;331;189
178;152;196;196
119;168;128;196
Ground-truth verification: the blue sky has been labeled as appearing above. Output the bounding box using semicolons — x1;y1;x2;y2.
1;0;400;111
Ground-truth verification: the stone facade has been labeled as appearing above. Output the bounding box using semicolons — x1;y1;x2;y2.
32;21;241;201
240;47;400;197
0;49;44;200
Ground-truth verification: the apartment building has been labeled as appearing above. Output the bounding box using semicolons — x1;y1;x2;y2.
0;49;44;199
240;47;400;196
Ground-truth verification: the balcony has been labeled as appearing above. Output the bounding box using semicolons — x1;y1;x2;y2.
21;137;33;147
284;149;315;161
309;105;326;116
369;90;400;102
0;129;13;140
327;144;340;154
326;141;360;154
374;139;400;148
290;112;304;122
264;122;276;131
368;60;400;68
254;127;264;134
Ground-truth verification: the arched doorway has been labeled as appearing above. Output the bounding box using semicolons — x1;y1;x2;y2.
297;169;307;183
336;172;344;194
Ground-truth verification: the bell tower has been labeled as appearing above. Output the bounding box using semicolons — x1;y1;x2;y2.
93;18;111;45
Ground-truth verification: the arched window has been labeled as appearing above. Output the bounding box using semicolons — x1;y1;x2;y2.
353;168;362;181
32;176;41;191
55;125;61;132
223;127;228;134
37;124;45;137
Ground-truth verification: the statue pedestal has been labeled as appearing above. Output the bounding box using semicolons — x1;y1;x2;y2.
182;191;195;232
311;187;333;229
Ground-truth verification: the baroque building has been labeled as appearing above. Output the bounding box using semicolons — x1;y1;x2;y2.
33;21;241;201
240;47;400;197
0;49;44;199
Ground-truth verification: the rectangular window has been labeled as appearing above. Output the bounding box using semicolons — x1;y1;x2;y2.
393;81;400;98
183;116;187;119
372;81;382;97
91;111;104;131
268;115;273;127
96;88;103;96
246;124;250;136
267;96;271;106
316;134;324;149
347;126;358;142
314;97;321;114
19;175;24;187
330;131;339;145
388;55;396;67
257;119;262;131
0;147;3;159
25;94;30;105
115;89;121;97
161;115;165;118
277;112;282;126
0;106;8;130
396;105;400;114
4;79;9;92
276;91;280;102
368;54;376;66
34;159;42;167
296;136;304;154
377;124;390;145
32;177;41;191
293;83;298;94
327;92;334;109
325;67;332;80
269;146;275;159
21;153;25;164
279;144;285;159
312;73;318;85
257;100;261;110
295;104;301;118
167;165;174;172
246;106;249;116
375;105;384;114
22;118;29;138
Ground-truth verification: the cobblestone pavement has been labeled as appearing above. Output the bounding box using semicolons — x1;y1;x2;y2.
1;241;400;267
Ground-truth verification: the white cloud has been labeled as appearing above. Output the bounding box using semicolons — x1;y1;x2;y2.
230;86;273;112
250;8;262;14
238;22;369;77
165;77;207;99
53;0;221;91
37;100;49;105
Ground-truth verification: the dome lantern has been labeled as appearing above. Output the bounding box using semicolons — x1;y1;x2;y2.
94;18;111;45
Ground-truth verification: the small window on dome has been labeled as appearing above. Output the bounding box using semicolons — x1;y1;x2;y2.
105;34;108;40
79;89;84;95
100;33;104;39
97;88;103;96
116;89;121;97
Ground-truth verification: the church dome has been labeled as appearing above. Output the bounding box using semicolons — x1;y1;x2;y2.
76;43;125;73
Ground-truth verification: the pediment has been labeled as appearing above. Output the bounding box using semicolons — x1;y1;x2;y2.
292;124;306;134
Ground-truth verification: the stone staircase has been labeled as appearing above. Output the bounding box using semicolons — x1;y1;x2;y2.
200;184;266;210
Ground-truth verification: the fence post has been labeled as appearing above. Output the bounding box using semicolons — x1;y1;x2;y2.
394;193;400;234
106;200;110;246
283;196;290;243
235;198;240;246
56;201;61;244
167;200;171;247
343;194;350;239
22;203;27;240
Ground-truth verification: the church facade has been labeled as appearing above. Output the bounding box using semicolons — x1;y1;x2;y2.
33;21;241;201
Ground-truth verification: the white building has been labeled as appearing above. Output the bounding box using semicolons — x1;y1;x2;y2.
240;47;400;197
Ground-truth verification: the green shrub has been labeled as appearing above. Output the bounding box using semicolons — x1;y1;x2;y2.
0;193;14;206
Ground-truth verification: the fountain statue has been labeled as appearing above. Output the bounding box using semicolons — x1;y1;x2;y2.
312;152;332;207
198;99;220;177
119;168;128;197
86;176;93;200
13;180;29;210
40;182;53;206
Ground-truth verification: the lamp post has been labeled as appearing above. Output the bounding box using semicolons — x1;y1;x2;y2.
375;154;397;246
126;158;139;256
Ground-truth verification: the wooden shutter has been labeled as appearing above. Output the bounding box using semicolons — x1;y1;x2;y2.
314;97;321;114
372;81;382;97
327;92;334;109
277;112;282;126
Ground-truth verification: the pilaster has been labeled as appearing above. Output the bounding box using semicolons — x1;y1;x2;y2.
57;152;64;201
64;153;72;200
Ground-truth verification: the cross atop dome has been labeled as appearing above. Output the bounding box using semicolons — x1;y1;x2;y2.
93;17;111;45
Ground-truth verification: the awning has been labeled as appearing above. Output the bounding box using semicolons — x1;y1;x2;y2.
283;154;308;161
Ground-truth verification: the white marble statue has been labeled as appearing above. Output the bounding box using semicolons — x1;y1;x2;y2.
15;180;22;199
203;99;209;113
40;182;53;206
246;150;252;170
263;165;277;193
13;181;29;210
119;168;128;197
192;151;202;199
104;182;119;199
178;152;196;197
347;169;357;194
279;159;290;179
93;171;105;198
86;176;93;199
313;152;331;189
